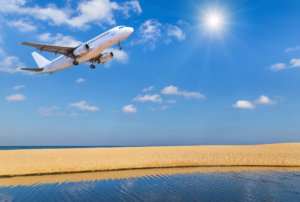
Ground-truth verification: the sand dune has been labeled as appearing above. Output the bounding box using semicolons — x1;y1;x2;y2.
0;143;300;177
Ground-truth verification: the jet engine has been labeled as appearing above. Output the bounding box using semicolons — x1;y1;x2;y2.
73;44;89;56
99;52;113;63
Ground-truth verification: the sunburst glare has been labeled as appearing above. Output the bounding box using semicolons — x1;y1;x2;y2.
205;12;223;29
200;6;229;35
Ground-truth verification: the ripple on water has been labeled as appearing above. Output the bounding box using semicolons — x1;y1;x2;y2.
0;167;300;201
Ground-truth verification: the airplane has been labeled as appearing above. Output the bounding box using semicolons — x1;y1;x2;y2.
20;26;134;74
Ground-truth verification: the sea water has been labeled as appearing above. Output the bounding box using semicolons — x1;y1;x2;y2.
0;146;120;150
0;167;299;201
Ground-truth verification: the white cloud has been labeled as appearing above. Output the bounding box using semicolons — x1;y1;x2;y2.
37;106;56;117
232;100;255;110
290;58;300;68
148;107;157;111
133;94;162;103
285;45;300;53
104;48;129;64
167;25;186;41
38;32;81;47
133;19;186;49
122;104;137;114
37;106;88;117
161;85;205;99
118;0;142;18
0;46;31;75
13;85;26;90
166;99;176;104
0;56;30;74
143;85;154;92
76;78;86;83
37;106;67;117
161;85;180;95
134;19;162;49
177;19;188;26
233;95;279;109
181;91;205;99
270;63;286;71
0;0;71;25
6;93;26;102
270;58;300;71
69;112;79;117
148;106;170;111
161;105;170;110
8;19;36;32
0;0;142;29
67;0;119;28
69;101;99;111
254;95;276;105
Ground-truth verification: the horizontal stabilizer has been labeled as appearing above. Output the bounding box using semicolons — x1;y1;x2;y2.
21;68;44;72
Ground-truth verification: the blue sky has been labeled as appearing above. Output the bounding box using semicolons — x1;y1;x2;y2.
0;0;300;146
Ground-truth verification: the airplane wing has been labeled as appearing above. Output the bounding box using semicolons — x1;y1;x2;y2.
21;42;77;59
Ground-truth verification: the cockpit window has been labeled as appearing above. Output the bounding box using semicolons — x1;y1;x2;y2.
119;26;124;29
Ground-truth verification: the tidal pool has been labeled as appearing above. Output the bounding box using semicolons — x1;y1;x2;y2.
0;167;299;201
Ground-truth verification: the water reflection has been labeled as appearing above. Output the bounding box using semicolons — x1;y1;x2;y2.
1;167;300;201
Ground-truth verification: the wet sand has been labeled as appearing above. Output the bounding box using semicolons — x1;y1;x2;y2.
0;143;299;177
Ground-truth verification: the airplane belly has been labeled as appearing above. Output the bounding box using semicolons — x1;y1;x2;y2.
77;50;101;63
77;40;114;63
42;57;73;73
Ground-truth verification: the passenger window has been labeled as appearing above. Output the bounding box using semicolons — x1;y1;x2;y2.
119;26;124;29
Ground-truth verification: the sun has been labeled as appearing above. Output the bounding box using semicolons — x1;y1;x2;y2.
204;12;225;31
204;13;224;30
207;14;222;28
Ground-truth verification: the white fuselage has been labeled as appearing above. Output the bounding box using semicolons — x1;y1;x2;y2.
40;26;133;73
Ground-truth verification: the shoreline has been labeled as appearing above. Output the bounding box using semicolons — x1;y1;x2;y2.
1;166;299;187
1;143;299;178
1;165;300;179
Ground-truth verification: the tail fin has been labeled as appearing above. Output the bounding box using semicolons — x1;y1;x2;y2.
32;52;50;68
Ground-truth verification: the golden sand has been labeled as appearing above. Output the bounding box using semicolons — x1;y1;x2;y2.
0;143;299;177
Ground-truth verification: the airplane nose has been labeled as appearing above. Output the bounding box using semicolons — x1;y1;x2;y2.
128;27;134;34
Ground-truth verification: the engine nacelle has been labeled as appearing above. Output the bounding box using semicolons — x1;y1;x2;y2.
99;52;113;63
73;44;89;56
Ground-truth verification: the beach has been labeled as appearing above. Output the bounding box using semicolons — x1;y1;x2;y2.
0;143;299;177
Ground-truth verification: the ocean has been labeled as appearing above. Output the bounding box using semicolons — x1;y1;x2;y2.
0;146;120;150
